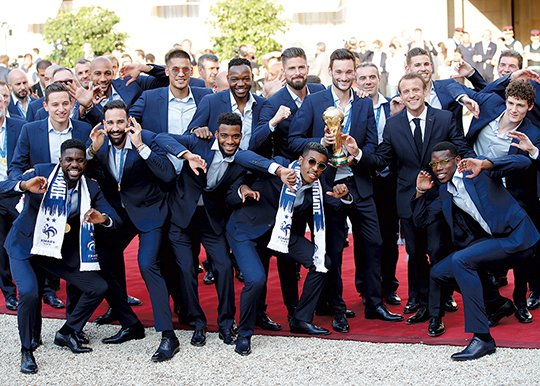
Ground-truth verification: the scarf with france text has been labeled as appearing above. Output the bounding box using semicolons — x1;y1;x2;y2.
30;164;100;271
267;160;327;273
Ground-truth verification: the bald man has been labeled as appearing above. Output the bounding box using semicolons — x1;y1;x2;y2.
7;69;35;120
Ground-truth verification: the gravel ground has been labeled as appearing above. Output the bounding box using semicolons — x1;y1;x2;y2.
0;314;539;385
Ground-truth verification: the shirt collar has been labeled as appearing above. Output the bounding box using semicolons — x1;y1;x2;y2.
448;171;463;193
373;92;389;109
331;87;353;108
407;106;428;123
496;110;524;133
47;118;73;133
0;118;6;132
230;91;256;112
12;92;29;104
285;84;309;104
109;135;133;150
211;138;237;160
168;87;194;103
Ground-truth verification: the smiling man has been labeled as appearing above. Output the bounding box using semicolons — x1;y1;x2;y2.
362;72;475;323
188;57;265;153
0;139;119;374
413;141;539;361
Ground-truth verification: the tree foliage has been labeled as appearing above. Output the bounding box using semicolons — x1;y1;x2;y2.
209;0;288;62
43;6;127;67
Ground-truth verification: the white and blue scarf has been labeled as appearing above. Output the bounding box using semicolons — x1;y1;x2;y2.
267;160;327;273
30;164;100;271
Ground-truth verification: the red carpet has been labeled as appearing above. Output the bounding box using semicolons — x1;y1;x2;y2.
3;237;540;348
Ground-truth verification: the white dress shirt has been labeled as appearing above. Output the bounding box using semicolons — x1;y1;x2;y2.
0;118;7;180
48;118;73;162
168;87;196;135
427;84;442;109
230;91;256;150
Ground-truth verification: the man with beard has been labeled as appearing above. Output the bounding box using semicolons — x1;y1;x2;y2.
249;47;325;328
188;58;269;156
86;100;178;362
289;49;403;333
0;139;119;373
7;69;35;120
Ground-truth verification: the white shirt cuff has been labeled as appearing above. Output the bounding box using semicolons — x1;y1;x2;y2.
354;149;363;162
14;181;23;192
268;122;276;132
529;147;539;159
269;162;280;174
137;144;151;160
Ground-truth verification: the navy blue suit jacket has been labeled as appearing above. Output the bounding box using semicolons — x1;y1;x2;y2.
155;133;274;234
187;91;266;151
251;83;325;159
0;117;27;215
8;96;37;120
1;163;119;261
226;157;315;243
26;97;44;122
129;86;212;133
288;87;378;201
365;105;474;218
9;118;91;178
87;130;175;232
432;78;465;132
414;156;539;254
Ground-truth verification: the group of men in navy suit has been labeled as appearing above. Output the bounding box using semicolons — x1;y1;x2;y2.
1;39;540;373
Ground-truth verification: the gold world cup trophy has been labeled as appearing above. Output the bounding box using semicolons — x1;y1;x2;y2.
322;106;348;166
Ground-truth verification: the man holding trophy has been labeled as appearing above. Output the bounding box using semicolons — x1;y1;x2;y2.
289;48;403;333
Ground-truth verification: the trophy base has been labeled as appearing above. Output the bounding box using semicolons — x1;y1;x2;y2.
330;155;348;167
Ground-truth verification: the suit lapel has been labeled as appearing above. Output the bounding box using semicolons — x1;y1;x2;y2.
159;88;168;133
440;186;454;242
6;120;17;162
421;107;434;162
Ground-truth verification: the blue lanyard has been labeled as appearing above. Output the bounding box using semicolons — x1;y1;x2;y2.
336;98;353;135
0;129;7;159
113;147;125;185
374;105;382;128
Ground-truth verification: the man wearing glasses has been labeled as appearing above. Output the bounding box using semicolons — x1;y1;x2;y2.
362;73;475;327
129;49;212;135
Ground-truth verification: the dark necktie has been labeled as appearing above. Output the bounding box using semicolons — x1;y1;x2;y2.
413;118;423;155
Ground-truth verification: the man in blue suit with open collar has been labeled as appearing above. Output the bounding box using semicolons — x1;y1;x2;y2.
7;69;36;120
1;139;120;374
9;82;92;310
289;48;403;332
413;142;539;360
355;62;402;306
154;112;294;349
0;91;26;312
188;58;267;155
448;79;540;324
129;49;212;134
86;99;179;362
250;47;325;327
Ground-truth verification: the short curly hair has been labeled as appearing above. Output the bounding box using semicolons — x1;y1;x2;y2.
506;79;536;107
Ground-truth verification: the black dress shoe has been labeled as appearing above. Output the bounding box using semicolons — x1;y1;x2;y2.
197;265;204;274
428;316;445;337
127;295;142;306
30;336;42;351
527;292;540;310
20;349;38;374
151;336;180;362
403;299;419;314
54;331;92;353
444;296;458;312
94;308;118;325
515;307;533;323
385;292;402;306
256;313;282;331
451;337;496;361
74;330;90;345
235;336;252;356
365;305;404;322
5;295;18;311
289;318;330;335
190;328;207;347
102;325;145;344
43;293;65;309
488;299;516;327
406;306;430;324
491;276;508;288
203;271;215;285
344;309;356;318
218;328;236;345
332;314;350;333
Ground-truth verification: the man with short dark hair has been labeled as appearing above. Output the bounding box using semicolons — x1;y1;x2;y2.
31;60;52;98
74;59;91;90
1;139;120;373
290;48;403;332
414;141;538;360
227;142;350;355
